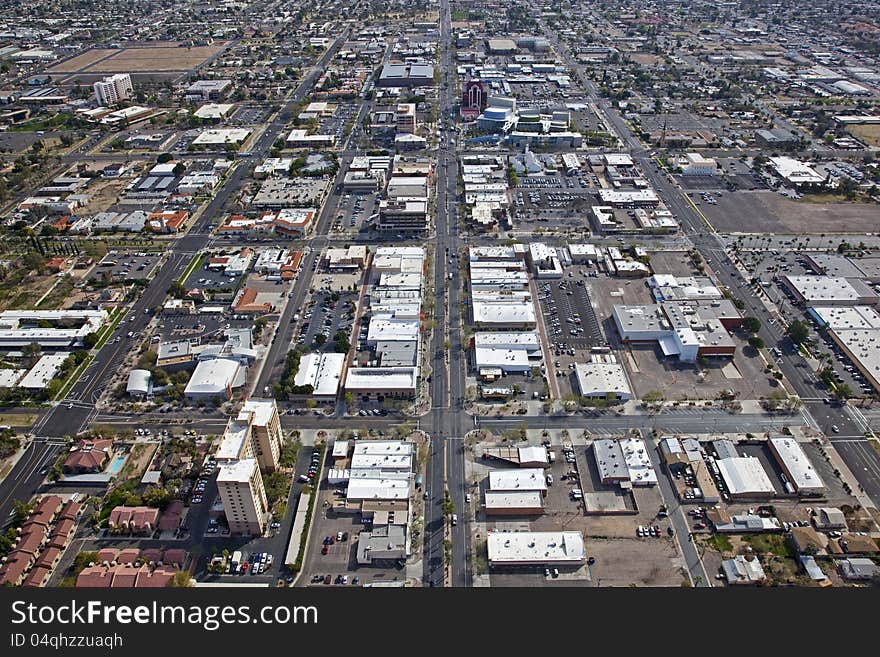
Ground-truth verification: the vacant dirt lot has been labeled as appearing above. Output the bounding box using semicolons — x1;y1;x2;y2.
703;190;880;234
847;123;880;147
85;44;226;72
586;536;687;586
48;50;114;73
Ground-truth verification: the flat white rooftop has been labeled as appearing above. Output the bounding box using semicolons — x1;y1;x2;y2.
216;420;250;462
488;468;547;492
484;490;544;510
217;458;258;484
769;437;825;492
345;367;418;392
239;398;276;427
487;531;586;565
293;352;344;397
717;457;775;496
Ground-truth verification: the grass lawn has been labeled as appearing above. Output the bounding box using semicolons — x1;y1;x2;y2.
799;193;864;204
0;413;37;426
743;533;794;558
705;534;733;554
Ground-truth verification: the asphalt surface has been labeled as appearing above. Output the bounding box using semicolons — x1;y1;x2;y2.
0;439;63;530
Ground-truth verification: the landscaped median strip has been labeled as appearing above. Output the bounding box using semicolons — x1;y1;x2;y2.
177;252;207;286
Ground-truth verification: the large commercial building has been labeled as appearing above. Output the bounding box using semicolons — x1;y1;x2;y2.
378;62;435;88
377;198;429;233
613;301;739;362
215;398;282;472
473;331;541;376
487;531;586;567
593;438;657;487
344;367;418;398
93;74;132;106
768;437;825;495
716;456;775;498
0;310;106;348
781;276;879;306
293;352;345;401
238;398;284;473
183;357;242;400
808;305;880;393
573;360;632;401
216;459;268;536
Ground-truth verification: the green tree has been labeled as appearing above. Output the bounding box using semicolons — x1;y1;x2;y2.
168;571;193;587
82;332;100;349
786;320;810;344
748;336;765;349
642;390;664;403
835;384;853;400
742;316;762;333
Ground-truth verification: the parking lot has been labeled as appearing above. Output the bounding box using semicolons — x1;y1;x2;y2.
537;273;606;350
89;251;161;283
183;258;243;296
294;290;357;352
331;190;379;235
231;106;269;125
156;312;226;343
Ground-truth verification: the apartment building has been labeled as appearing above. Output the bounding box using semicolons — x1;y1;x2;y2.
216;459;269;536
93;74;132;106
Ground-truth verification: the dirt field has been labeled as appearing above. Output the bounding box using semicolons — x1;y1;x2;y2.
74;179;132;215
47;49;115;73
585;536;687;586
703;190;880;234
84;44;226;72
630;53;663;67
847;123;880;147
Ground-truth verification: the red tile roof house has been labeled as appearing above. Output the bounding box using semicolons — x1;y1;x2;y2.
29;495;63;526
97;548;118;564
63;439;113;474
14;525;48;559
76;565;113;588
162;549;188;568
140;548;163;564
0;551;34;586
135;566;177;587
158;500;184;533
48;518;75;550
116;548;141;565
107;506;160;535
35;546;62;571
110;565;141;588
59;500;82;522
147;210;189;234
22;564;52;588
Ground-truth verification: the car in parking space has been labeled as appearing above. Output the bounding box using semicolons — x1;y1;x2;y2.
321;545;329;555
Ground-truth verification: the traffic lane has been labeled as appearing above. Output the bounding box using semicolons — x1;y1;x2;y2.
833;440;880;501
0;441;61;528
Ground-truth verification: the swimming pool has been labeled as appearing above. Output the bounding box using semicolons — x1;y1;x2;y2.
106;455;126;475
